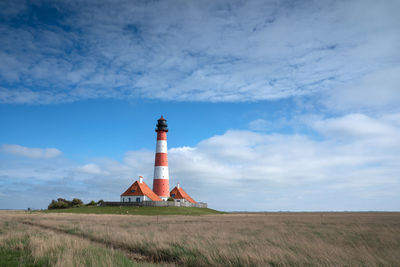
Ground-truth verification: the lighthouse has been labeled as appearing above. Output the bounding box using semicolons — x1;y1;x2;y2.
152;116;170;201
116;116;205;207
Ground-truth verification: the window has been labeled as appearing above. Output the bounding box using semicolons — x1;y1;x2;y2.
171;194;175;197
136;197;140;202
128;197;131;202
131;189;135;193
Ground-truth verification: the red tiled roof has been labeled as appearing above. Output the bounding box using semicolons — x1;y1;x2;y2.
170;186;196;203
121;180;161;201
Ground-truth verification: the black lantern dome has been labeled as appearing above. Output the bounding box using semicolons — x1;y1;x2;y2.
156;116;168;132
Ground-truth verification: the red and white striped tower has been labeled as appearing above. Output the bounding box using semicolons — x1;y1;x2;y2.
152;116;170;201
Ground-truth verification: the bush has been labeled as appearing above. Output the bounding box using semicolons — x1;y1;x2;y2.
58;201;70;209
48;198;83;209
72;198;83;206
48;199;70;209
86;200;96;206
47;198;106;209
48;200;57;209
57;198;72;206
167;197;175;202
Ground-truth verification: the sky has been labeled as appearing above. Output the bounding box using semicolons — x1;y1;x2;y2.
0;0;399;211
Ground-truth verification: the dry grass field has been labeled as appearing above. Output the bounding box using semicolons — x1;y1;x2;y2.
0;210;399;266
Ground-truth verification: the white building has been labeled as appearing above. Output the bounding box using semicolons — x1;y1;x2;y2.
120;176;162;202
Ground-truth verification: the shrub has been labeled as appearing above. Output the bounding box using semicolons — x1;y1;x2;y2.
86;200;97;206
57;198;72;206
72;198;83;206
48;198;83;209
48;200;57;209
167;197;175;202
58;201;70;209
48;199;70;209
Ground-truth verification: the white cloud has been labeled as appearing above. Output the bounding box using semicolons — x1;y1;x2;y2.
1;113;400;210
312;113;400;140
75;163;106;175
324;67;400;111
168;129;398;186
0;0;398;105
248;119;271;132
1;144;62;158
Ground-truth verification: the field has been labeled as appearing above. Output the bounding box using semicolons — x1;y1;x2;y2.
1;211;399;266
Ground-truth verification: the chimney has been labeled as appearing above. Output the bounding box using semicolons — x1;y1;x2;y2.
177;183;180;189
139;176;143;183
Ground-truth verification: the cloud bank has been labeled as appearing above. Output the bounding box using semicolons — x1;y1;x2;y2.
1;113;399;211
1;144;62;158
0;0;398;109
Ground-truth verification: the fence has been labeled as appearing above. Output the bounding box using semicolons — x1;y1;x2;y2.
101;201;208;208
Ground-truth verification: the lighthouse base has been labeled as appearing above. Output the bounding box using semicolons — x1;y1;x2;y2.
152;178;170;199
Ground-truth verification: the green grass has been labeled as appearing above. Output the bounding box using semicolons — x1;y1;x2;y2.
76;246;157;267
41;206;224;216
0;247;38;267
0;236;157;267
0;236;52;267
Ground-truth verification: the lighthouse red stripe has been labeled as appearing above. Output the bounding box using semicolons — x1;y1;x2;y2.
155;153;168;166
153;178;170;197
157;131;167;140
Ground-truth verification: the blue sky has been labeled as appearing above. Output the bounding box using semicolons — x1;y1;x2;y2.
0;0;399;211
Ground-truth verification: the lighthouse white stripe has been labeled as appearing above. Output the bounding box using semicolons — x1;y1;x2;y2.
156;140;168;153
153;166;169;179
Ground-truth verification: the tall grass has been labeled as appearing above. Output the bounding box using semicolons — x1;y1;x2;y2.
0;211;160;267
1;211;399;266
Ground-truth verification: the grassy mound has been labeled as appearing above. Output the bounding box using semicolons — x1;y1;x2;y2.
41;206;223;216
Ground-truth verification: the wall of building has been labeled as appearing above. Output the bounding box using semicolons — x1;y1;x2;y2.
102;201;208;208
120;195;148;202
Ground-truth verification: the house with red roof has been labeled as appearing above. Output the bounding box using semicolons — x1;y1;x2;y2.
170;184;196;203
120;176;162;202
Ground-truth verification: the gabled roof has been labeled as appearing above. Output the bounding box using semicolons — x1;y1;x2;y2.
121;180;161;201
170;186;196;203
